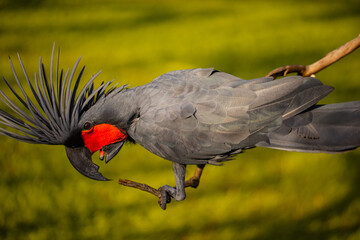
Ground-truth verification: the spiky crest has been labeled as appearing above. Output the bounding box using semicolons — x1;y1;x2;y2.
0;44;120;145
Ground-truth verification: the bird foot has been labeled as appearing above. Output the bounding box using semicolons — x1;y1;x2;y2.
158;185;185;210
184;164;205;189
266;65;307;78
184;177;200;188
158;185;173;210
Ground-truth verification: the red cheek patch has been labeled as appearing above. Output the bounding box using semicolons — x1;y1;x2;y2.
81;124;127;154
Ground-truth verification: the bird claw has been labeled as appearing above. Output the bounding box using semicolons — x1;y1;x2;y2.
184;165;205;188
158;185;175;210
185;177;200;188
158;192;171;210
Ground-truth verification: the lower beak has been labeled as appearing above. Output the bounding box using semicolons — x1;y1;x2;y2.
65;146;109;181
101;141;125;163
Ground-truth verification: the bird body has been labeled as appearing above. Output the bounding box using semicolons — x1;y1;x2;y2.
108;68;355;164
1;48;359;209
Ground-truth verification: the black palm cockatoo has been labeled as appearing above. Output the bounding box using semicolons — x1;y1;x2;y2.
1;46;359;209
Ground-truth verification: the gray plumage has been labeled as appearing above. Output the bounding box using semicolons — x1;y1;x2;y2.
121;68;358;165
1;47;359;209
257;101;360;152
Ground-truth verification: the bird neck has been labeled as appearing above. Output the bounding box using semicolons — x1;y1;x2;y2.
92;87;141;130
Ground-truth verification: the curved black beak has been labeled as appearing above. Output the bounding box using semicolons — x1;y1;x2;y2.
65;146;109;181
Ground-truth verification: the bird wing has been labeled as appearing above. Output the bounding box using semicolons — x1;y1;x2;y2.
129;68;333;164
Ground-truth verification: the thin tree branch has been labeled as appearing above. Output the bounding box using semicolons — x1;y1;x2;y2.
266;34;360;78
119;178;161;198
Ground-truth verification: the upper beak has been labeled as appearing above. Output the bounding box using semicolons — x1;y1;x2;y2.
65;146;109;181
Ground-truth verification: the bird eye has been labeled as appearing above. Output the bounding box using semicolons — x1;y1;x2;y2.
83;122;93;130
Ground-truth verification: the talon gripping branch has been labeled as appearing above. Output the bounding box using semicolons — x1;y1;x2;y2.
1;46;359;209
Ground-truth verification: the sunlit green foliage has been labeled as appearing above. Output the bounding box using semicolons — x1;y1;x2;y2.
0;0;359;239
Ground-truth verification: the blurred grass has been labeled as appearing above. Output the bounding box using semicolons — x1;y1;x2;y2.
0;0;359;239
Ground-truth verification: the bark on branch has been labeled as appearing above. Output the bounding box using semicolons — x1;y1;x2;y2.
119;178;162;198
266;34;360;78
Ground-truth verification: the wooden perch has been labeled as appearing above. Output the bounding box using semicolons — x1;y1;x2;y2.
119;179;161;198
267;34;360;78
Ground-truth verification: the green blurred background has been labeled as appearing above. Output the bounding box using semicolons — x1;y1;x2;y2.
0;0;359;239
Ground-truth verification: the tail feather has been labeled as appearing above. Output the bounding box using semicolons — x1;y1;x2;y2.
257;101;360;153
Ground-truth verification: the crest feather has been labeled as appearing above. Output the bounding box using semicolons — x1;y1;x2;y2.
0;44;116;145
